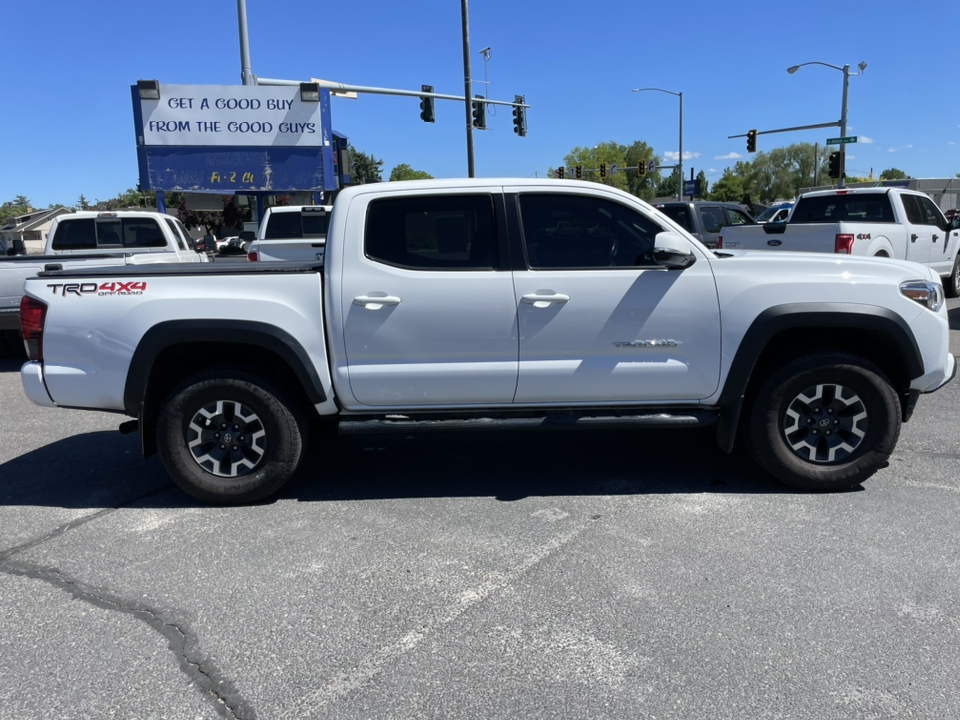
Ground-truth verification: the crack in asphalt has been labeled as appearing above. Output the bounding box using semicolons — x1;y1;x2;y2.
0;487;254;720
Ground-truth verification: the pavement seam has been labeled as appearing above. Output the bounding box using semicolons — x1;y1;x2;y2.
290;520;592;714
0;558;253;720
0;484;253;720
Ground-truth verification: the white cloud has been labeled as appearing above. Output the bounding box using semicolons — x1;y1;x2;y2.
888;147;897;153
663;151;701;161
949;141;956;146
715;152;741;160
846;155;856;160
859;136;873;144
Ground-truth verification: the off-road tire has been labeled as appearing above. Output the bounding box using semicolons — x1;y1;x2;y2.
746;352;900;491
945;253;960;299
156;368;306;504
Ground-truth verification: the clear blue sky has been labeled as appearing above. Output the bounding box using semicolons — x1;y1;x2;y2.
4;0;957;208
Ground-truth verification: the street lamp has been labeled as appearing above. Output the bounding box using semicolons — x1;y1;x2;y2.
633;88;682;200
786;61;867;188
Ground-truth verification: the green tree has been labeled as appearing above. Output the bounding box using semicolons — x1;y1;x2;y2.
389;164;433;181
656;168;680;199
880;168;908;180
556;141;658;201
76;194;90;210
709;169;746;203
349;145;383;184
0;196;32;224
695;170;709;199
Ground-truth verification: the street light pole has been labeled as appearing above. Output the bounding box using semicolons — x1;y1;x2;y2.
633;88;683;200
786;60;866;189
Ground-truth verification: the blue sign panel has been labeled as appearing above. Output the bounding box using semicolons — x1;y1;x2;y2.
137;146;331;192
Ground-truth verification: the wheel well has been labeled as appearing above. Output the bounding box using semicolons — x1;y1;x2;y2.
746;327;913;401
874;251;889;258
139;341;316;457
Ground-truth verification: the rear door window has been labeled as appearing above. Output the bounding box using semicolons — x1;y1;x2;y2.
365;194;498;270
697;207;726;235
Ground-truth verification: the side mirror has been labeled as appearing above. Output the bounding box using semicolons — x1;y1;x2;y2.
652;231;696;269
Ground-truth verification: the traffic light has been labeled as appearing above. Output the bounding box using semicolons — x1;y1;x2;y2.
511;95;527;137
638;160;646;176
599;162;607;178
828;151;844;180
419;85;435;123
471;95;486;130
556;166;565;179
575;164;583;179
746;129;757;153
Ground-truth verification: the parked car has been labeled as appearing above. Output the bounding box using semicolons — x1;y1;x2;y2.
653;201;755;249
19;178;955;503
755;203;794;224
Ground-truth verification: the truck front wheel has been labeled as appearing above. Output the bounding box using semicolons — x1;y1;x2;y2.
156;368;306;503
746;352;901;491
945;253;960;299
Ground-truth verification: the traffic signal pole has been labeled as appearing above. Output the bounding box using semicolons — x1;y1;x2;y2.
839;64;850;189
461;0;475;178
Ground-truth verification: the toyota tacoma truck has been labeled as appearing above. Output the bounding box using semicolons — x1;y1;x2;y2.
19;179;956;503
1;210;207;347
718;187;960;297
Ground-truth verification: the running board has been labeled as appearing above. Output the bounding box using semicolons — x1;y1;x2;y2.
338;410;718;435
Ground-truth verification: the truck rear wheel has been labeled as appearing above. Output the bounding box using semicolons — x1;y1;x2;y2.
156;368;306;504
746;352;900;491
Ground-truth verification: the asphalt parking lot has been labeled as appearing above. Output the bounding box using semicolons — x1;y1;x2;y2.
1;302;958;719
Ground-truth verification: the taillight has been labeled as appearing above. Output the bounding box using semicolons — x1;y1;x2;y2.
835;234;854;254
247;251;258;262
717;235;723;249
20;296;47;361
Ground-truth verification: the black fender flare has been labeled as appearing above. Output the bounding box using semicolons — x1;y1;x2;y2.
124;320;326;458
715;303;923;452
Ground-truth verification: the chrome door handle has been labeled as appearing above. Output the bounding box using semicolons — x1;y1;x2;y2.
521;292;570;307
353;295;402;309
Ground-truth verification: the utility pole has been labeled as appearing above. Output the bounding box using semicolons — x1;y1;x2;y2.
237;0;255;86
461;0;475;178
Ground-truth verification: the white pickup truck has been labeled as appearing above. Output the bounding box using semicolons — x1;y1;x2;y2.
19;179;955;503
246;204;332;262
1;210;207;348
719;187;960;297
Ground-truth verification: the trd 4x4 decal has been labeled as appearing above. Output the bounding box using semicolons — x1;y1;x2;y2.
47;281;147;296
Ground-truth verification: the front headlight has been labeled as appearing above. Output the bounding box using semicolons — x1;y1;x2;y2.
900;280;944;313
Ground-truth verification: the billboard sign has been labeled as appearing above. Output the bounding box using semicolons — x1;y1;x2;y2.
138;84;325;147
132;83;336;193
